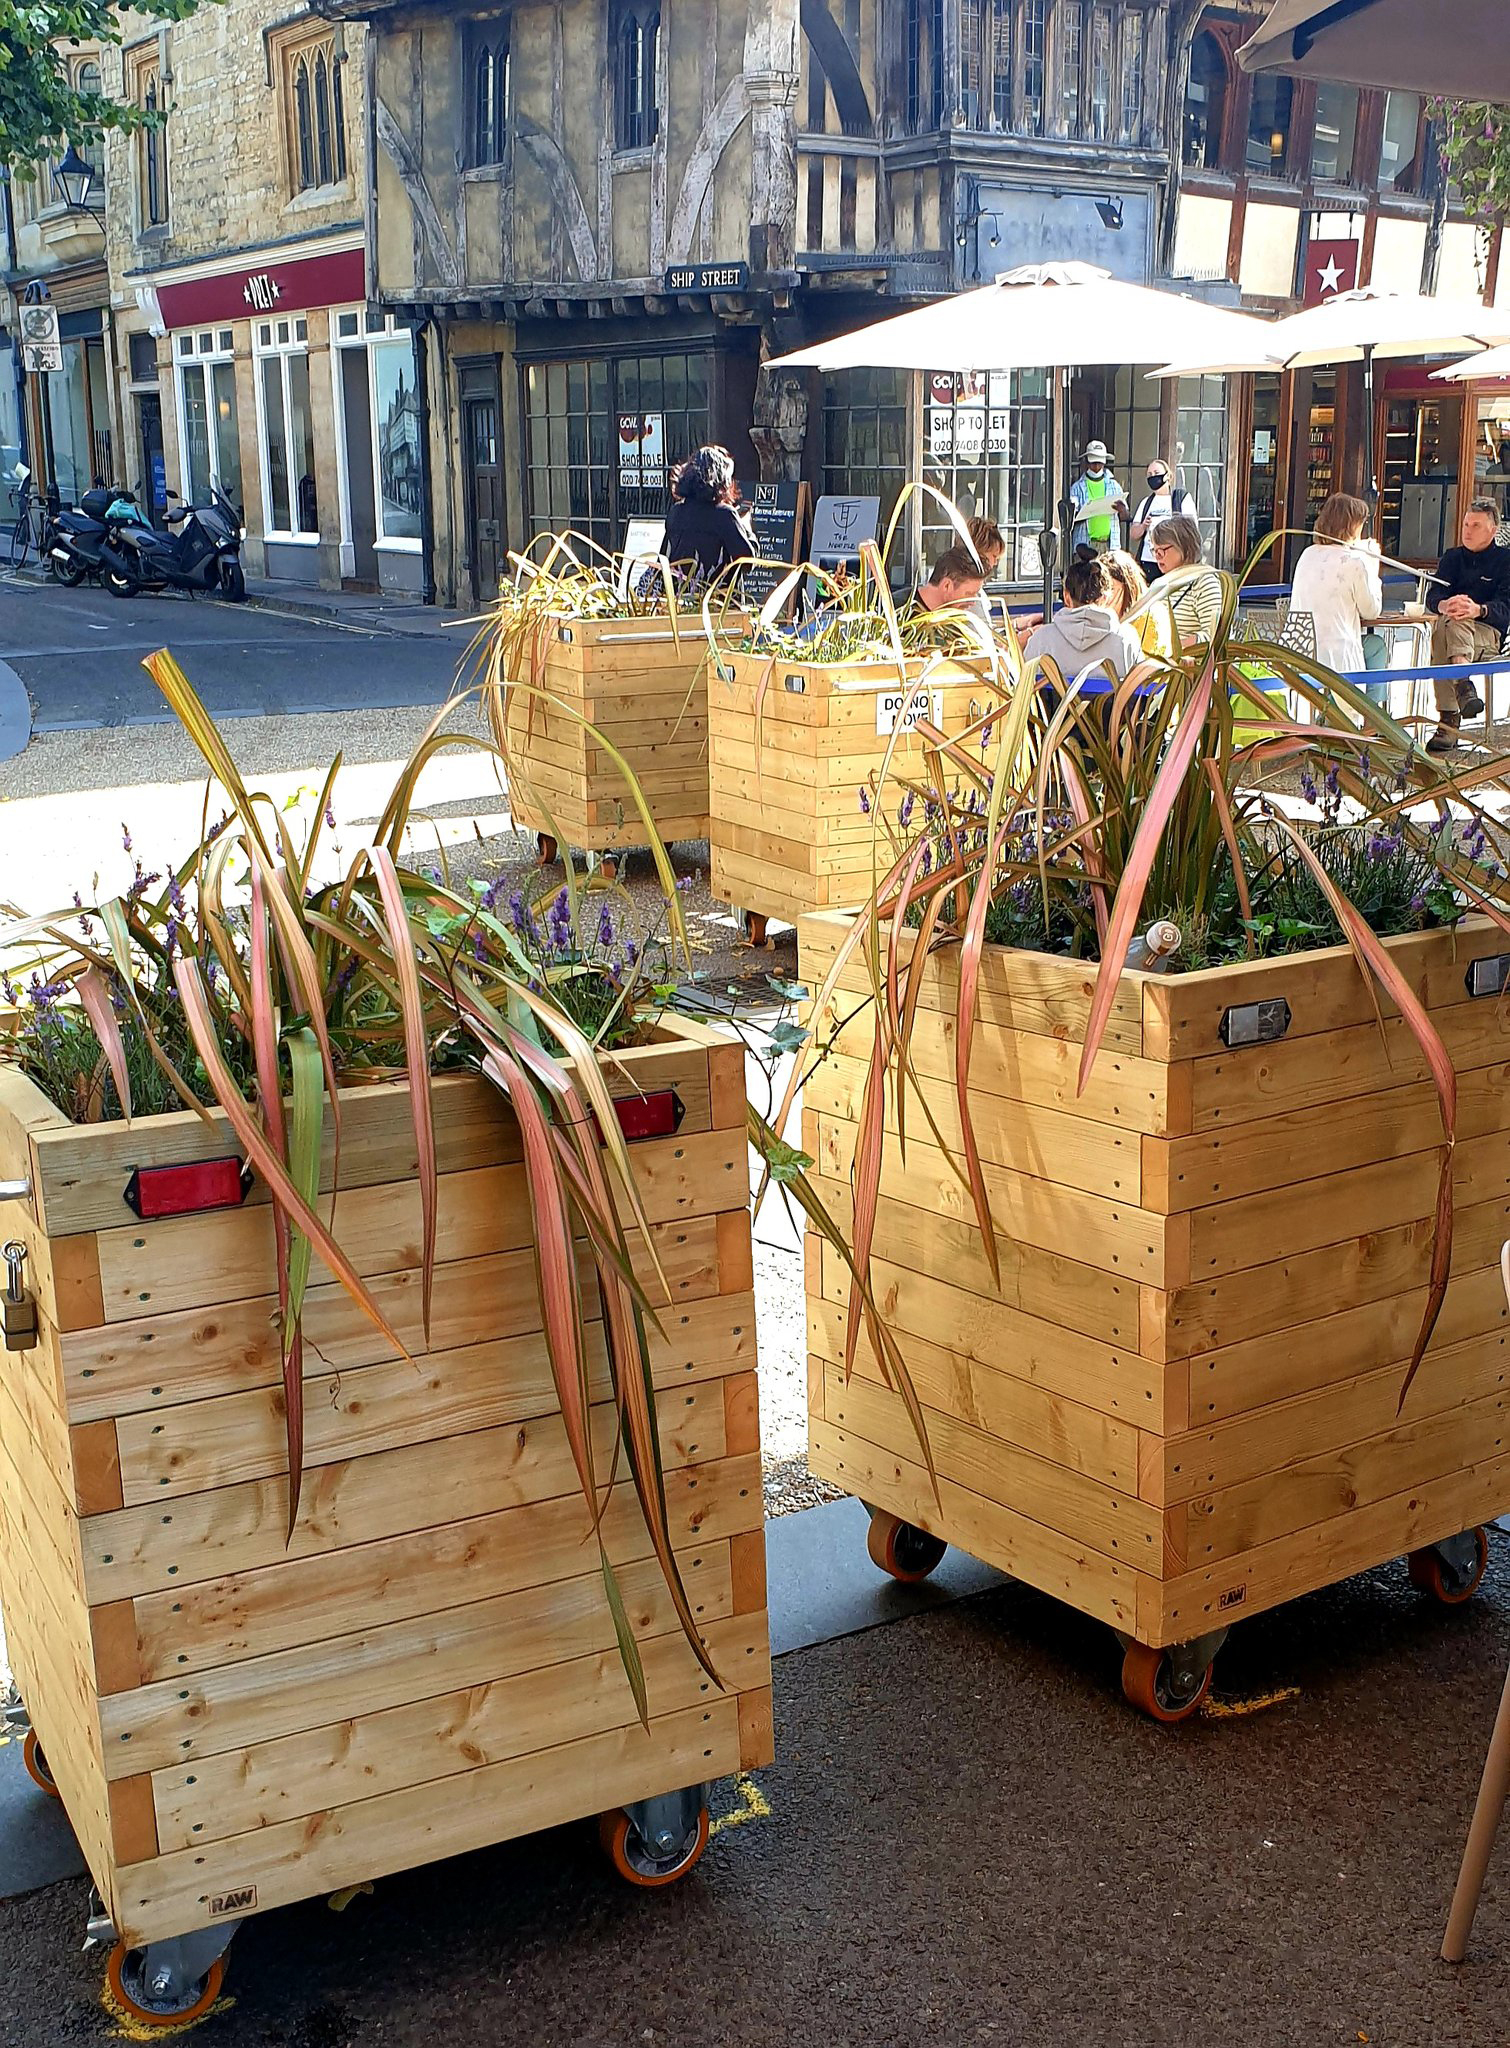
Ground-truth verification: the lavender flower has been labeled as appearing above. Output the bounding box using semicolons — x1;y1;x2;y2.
858;787;871;815
325;803;337;830
120;823;132;853
1299;768;1319;806
597;903;615;949
898;792;915;830
509;889;527;932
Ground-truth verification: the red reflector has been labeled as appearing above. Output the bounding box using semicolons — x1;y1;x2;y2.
124;1158;250;1219
610;1089;684;1141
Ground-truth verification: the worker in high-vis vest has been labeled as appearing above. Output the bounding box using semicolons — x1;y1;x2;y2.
1069;440;1130;556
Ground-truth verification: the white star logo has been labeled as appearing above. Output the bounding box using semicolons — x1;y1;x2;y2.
1316;255;1345;296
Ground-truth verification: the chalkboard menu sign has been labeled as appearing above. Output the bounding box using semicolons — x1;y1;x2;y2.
734;479;809;611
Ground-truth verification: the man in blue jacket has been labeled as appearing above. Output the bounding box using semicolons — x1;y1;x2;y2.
1426;498;1510;753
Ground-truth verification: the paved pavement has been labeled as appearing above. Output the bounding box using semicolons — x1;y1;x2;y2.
3;1540;1510;2044
0;572;472;729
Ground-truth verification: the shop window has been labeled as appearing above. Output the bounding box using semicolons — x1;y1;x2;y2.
277;28;348;194
255;328;318;536
1059;1;1083;133
521;350;712;548
1244;72;1292;179
1181;29;1227;171
127;48;168;228
825;367;910;568
614;4;659;152
467;21;510;167
371;335;423;544
177;330;241;510
1378;90;1422;193
1121;11;1144;143
1309;81;1359;185
1175;374;1229;559
1088;4;1112;142
919;368;1049;584
1021;0;1045;134
905;0;945;132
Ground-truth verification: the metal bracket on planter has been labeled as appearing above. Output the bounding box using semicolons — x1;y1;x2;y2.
112;1921;242;2012
1465;954;1510;1000
1218;997;1292;1049
624;1782;708;1863
1165;1627;1229;1698
124;1158;253;1220
608;1088;685;1143
0;1178;30;1203
783;672;806;693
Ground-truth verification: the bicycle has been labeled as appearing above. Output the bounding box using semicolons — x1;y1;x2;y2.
7;472;60;573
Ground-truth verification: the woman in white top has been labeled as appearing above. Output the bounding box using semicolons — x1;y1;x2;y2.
1286;492;1385;696
1128;459;1199;571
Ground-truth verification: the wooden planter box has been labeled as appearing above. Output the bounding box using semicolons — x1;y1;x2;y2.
709;648;1000;937
0;1017;770;1973
505;616;735;859
800;908;1510;1711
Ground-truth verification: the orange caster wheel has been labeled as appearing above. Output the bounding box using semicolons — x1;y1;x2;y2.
1121;1641;1213;1724
21;1729;58;1797
105;1942;226;2029
743;912;769;948
865;1507;946;1583
1408;1526;1489;1605
598;855;619;881
599;1802;709;1887
536;833;558;866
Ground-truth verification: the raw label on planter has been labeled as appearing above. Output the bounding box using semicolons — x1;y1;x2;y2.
876;688;944;736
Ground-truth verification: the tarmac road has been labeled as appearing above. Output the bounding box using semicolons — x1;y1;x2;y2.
0;574;465;729
3;1541;1510;2046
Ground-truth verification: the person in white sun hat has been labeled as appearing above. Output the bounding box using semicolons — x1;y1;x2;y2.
1069;440;1130;556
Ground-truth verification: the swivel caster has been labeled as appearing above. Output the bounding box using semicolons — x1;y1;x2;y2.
597;855;620;881
21;1729;58;1798
536;833;558;866
1120;1634;1224;1724
105;1940;228;2029
864;1506;947;1583
1408;1526;1490;1605
599;1783;709;1888
743;911;769;949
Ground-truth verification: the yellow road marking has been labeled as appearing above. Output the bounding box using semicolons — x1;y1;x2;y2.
710;1772;771;1837
103;1989;234;2041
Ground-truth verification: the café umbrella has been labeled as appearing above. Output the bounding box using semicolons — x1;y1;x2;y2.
1237;0;1510;97
1158;287;1510;496
1434;342;1510;383
771;261;1282;608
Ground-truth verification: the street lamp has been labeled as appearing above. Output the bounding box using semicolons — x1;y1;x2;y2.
51;144;98;216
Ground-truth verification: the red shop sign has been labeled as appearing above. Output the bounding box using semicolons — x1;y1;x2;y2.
154;246;365;331
1302;238;1361;308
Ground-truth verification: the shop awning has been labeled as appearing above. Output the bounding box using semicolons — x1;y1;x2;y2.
1434;343;1510;383
1237;0;1510;96
770;262;1282;374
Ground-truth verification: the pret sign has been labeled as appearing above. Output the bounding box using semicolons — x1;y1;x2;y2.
876;688;944;736
663;263;750;294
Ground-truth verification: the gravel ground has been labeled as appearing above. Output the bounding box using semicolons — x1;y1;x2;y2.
0;702;831;1518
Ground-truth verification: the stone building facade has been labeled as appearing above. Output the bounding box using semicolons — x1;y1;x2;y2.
92;2;423;591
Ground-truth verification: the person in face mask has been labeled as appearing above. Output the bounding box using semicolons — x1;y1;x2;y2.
1068;440;1130;555
1129;459;1198;571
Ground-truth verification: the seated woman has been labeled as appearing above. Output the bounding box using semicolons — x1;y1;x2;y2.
661;446;756;578
1146;515;1224;649
1286;491;1386;704
1102;548;1170;658
964;515;1006;627
1023;549;1143;690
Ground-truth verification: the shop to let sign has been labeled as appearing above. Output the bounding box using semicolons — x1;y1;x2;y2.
618;412;665;489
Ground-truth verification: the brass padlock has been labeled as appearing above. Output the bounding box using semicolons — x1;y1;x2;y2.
2;1241;37;1352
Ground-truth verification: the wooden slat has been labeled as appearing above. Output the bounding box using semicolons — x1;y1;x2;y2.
116;1696;743;1948
29;1035;721;1238
149;1610;767;1853
820;1362;1160;1565
809;1178;1140;1347
82;1371;731;1604
92;1126;748;1322
130;1451;762;1680
808;1112;1169;1282
804;1050;1141;1200
100;1543;736;1777
809;1420;1142;1632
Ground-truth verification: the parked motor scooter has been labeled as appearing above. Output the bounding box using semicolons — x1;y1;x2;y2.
47;486;138;587
99;484;246;601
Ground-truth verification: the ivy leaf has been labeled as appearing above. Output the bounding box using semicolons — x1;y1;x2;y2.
768;1019;809;1054
760;1134;813;1186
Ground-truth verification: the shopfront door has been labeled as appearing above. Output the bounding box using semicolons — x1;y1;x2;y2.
460;362;504;603
135;392;168;527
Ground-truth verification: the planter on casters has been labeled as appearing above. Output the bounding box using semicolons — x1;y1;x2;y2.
800;908;1510;1723
504;615;739;871
708;647;1002;946
0;1015;771;2024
